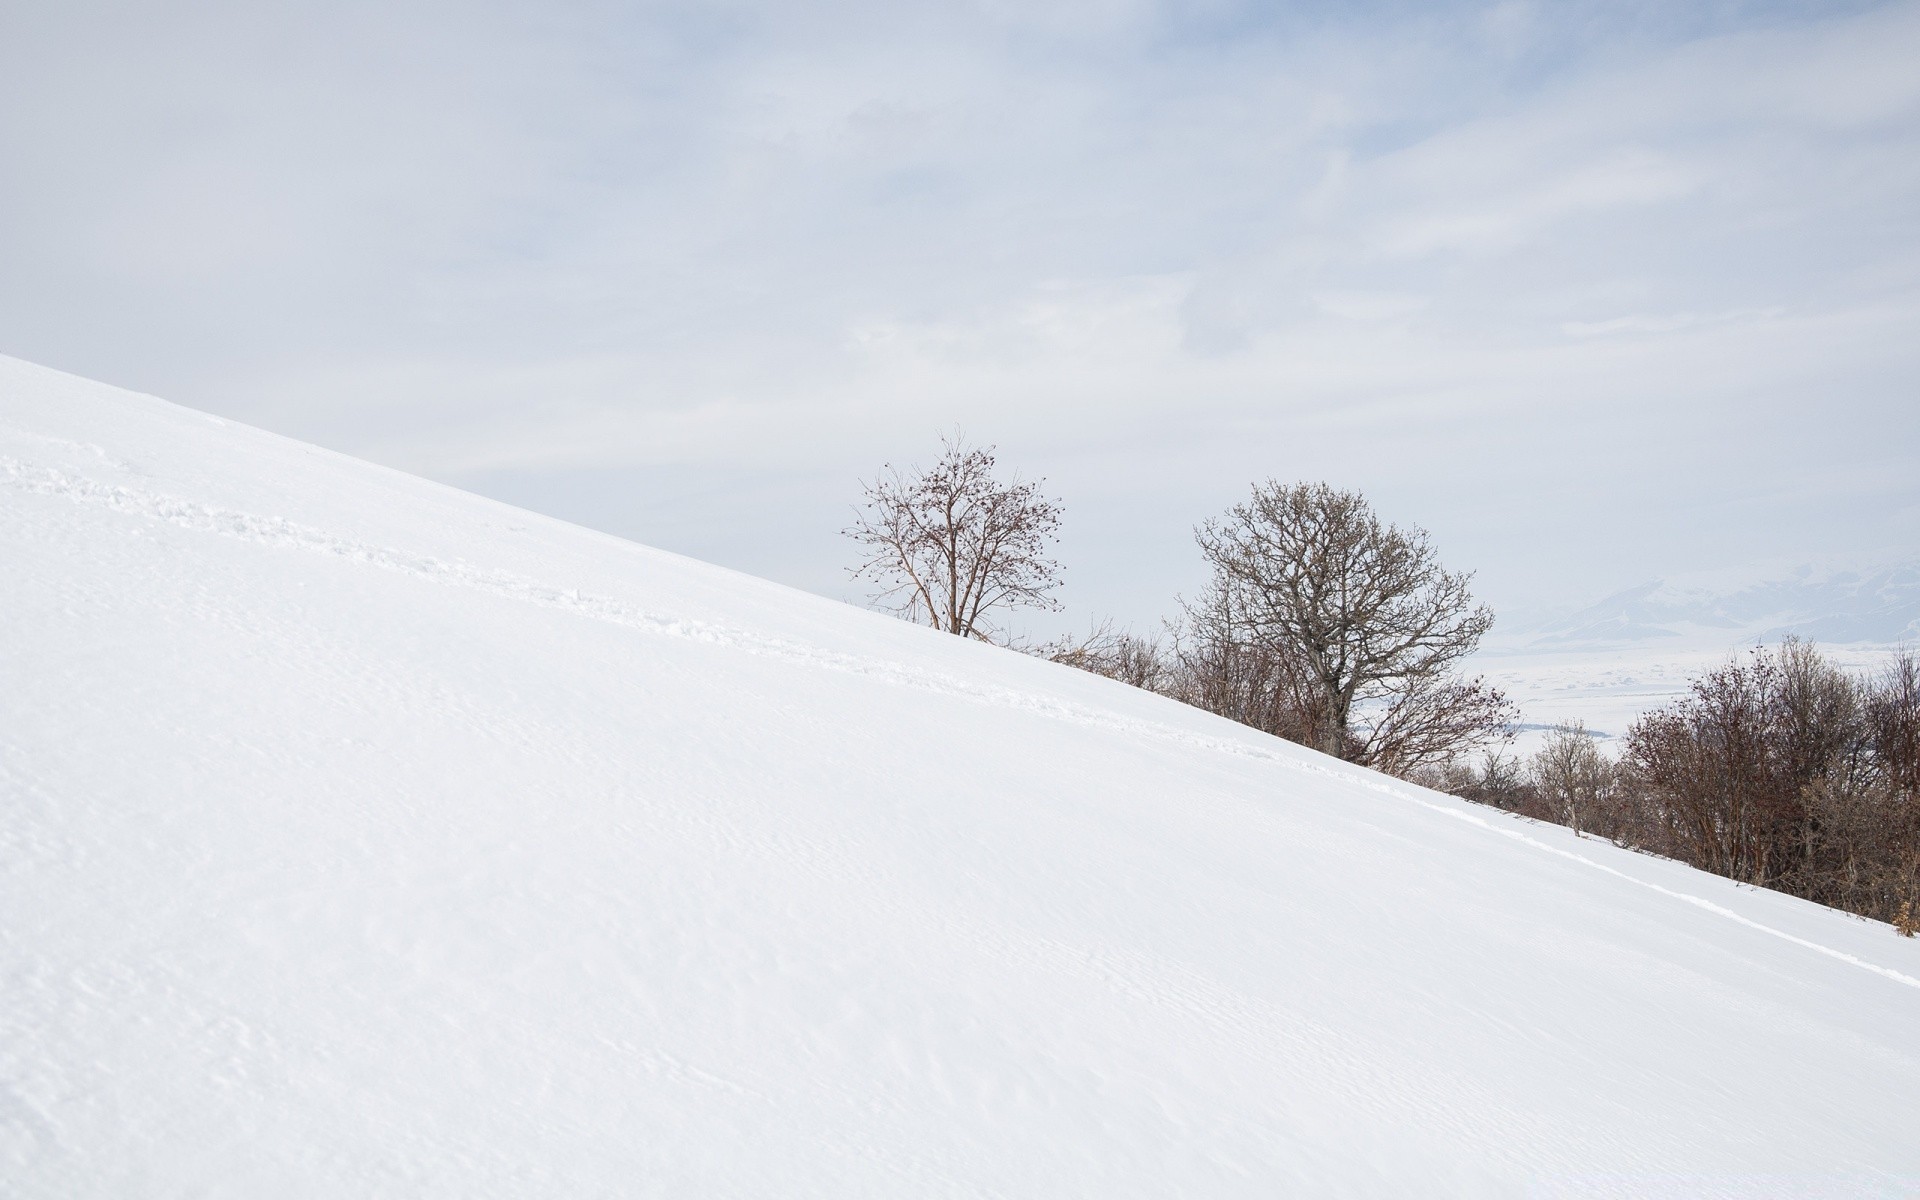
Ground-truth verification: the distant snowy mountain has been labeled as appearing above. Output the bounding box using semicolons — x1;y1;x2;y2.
1525;560;1920;648
5;355;1919;1197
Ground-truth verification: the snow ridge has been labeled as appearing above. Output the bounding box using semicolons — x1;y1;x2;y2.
9;448;1915;996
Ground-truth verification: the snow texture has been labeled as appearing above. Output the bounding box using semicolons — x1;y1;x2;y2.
4;354;1918;1197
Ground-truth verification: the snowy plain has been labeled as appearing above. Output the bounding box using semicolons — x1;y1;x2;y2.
4;353;1919;1198
1477;639;1912;756
1475;560;1919;755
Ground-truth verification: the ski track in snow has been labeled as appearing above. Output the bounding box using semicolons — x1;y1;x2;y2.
9;451;1918;994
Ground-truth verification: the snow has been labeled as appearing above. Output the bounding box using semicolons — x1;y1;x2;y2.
1477;636;1910;760
1476;561;1919;754
4;353;1919;1197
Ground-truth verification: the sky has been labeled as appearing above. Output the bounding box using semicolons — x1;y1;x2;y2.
4;0;1918;639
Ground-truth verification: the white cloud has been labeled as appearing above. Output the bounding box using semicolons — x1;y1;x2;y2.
1313;291;1430;321
2;0;1917;627
1372;151;1698;258
1557;307;1793;338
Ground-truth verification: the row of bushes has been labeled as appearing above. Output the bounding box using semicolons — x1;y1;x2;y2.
1049;630;1918;933
1418;642;1920;934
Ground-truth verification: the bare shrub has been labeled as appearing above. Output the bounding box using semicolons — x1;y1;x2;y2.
1625;650;1788;883
1035;621;1175;693
1606;641;1916;928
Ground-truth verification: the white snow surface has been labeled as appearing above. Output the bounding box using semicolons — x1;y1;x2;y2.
4;354;1919;1198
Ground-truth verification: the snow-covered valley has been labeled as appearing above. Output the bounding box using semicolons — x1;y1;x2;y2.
1477;563;1920;752
5;354;1919;1197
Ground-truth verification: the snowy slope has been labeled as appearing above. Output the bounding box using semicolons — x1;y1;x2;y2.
4;355;1918;1198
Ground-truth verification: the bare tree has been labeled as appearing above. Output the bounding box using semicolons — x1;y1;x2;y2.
1192;481;1511;773
1530;722;1612;839
844;434;1064;640
1864;649;1920;934
1624;652;1783;882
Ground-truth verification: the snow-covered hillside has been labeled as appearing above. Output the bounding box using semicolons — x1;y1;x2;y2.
5;354;1918;1197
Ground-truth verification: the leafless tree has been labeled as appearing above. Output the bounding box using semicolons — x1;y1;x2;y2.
1192;481;1511;773
1864;649;1920;934
844;434;1064;640
1529;722;1612;839
1625;651;1785;882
